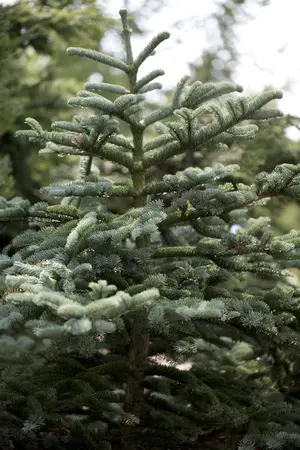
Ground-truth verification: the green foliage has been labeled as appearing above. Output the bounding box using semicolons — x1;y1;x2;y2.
2;8;300;450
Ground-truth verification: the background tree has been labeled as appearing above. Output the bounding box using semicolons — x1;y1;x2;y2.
0;0;115;202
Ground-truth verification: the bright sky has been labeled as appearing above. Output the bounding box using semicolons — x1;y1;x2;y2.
2;0;300;136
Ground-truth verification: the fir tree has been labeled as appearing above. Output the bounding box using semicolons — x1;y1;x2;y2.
2;9;300;450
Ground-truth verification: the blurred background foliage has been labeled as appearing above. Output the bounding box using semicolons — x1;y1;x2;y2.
0;0;115;203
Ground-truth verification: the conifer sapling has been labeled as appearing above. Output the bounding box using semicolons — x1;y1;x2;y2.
1;8;300;450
